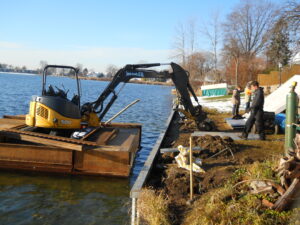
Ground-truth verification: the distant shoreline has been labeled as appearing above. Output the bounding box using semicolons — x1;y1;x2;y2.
0;72;173;86
0;71;37;76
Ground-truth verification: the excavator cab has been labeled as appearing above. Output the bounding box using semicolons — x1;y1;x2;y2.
25;65;82;129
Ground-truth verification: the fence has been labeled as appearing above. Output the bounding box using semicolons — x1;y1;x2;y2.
258;65;300;86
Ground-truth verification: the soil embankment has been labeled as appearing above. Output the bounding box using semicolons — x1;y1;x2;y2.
138;109;299;225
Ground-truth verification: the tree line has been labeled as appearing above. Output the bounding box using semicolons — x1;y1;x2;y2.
0;60;119;78
172;0;300;87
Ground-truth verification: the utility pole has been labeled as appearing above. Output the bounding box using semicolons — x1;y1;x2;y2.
278;62;282;87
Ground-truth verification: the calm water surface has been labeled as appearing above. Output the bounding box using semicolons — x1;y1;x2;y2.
0;73;173;225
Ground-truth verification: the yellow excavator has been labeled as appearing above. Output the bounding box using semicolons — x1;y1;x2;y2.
26;63;213;131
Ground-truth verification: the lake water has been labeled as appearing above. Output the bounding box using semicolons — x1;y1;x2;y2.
0;73;173;225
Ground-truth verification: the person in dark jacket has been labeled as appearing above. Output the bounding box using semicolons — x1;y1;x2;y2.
241;81;265;140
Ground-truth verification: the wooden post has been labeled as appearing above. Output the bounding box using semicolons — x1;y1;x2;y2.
189;136;194;200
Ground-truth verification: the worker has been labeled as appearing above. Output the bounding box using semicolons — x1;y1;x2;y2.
241;81;265;140
244;81;252;111
232;85;242;118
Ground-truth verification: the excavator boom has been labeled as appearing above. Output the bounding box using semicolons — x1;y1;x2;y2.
82;62;212;130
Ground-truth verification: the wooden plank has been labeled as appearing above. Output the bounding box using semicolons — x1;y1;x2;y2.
0;128;122;151
0;131;83;151
108;128;140;146
82;127;102;140
130;110;175;198
3;115;26;120
191;131;260;140
160;146;202;153
225;118;246;130
0;118;25;129
101;122;142;129
96;129;118;145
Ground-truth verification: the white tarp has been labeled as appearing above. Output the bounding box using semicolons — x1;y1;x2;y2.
200;83;228;90
264;75;300;114
191;96;245;112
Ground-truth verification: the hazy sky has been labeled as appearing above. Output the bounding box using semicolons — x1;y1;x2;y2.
0;0;282;72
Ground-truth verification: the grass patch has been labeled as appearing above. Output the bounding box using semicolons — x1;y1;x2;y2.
138;189;171;225
203;107;232;131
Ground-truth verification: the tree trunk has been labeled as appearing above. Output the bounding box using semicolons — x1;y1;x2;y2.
235;58;239;86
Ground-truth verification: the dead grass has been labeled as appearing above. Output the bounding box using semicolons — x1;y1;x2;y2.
204;107;232;131
234;136;285;163
183;159;297;225
138;189;171;225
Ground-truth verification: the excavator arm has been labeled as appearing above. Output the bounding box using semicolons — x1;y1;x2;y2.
81;62;212;130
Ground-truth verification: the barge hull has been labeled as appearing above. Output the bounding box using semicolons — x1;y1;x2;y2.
0;116;141;177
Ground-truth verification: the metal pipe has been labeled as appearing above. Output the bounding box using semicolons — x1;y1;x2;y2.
285;81;298;156
105;99;140;124
131;198;136;225
189;136;194;201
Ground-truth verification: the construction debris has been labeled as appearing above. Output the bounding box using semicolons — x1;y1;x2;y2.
259;134;300;211
249;180;274;194
193;135;237;158
175;145;205;173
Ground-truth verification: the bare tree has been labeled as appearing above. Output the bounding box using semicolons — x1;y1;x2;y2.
222;0;277;82
223;38;241;85
106;64;119;78
75;63;83;72
285;0;300;31
172;19;197;64
187;51;214;82
201;11;221;80
223;0;277;58
187;18;197;56
283;1;300;56
39;60;48;71
172;22;187;67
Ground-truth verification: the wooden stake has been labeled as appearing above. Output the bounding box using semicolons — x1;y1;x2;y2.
190;136;194;201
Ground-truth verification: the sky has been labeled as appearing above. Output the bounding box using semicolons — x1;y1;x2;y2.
0;0;282;72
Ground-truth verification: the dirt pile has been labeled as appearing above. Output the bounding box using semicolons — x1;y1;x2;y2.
172;134;238;159
193;135;238;158
179;120;198;132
